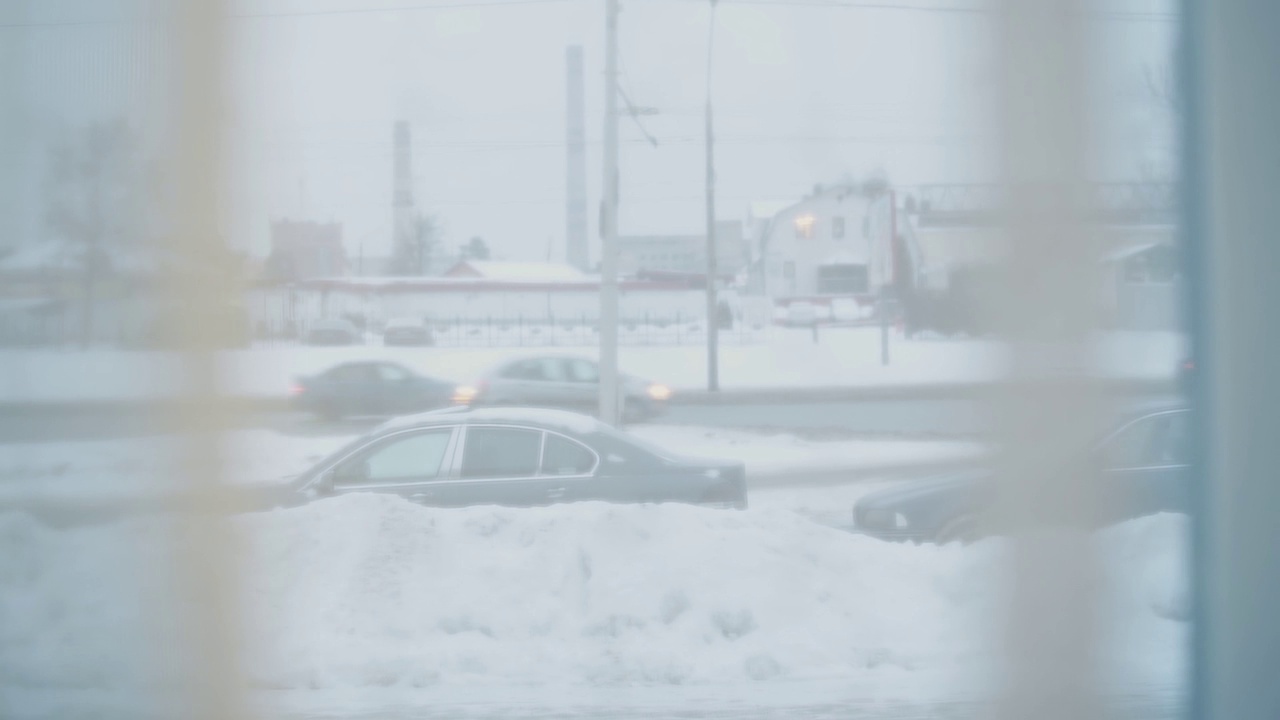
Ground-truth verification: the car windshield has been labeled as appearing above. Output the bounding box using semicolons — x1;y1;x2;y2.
7;2;1236;720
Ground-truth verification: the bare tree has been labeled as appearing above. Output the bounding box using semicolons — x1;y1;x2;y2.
44;120;150;346
391;212;439;275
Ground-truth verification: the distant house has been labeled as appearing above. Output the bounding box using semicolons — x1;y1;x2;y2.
753;185;889;300
265;219;346;280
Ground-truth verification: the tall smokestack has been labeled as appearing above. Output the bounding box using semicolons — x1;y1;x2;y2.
565;45;588;271
392;120;415;273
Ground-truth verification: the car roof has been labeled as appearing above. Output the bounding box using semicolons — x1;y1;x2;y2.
1120;398;1187;420
374;405;607;435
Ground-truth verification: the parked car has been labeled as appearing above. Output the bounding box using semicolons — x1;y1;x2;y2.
785;301;818;327
853;405;1191;544
292;361;456;419
304;318;361;346
383;318;433;346
283;406;746;509
454;355;672;422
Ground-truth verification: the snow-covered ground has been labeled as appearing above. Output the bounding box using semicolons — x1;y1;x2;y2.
0;425;1184;719
0;494;1187;718
0;327;1184;403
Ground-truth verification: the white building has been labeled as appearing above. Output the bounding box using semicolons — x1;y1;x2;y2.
753;185;891;300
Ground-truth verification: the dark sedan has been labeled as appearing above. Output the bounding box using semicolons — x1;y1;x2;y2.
304;318;361;346
853;406;1190;544
287;406;747;509
382;318;433;346
293;361;456;419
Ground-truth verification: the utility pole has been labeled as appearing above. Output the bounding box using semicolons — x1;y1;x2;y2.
598;0;621;424
704;0;720;392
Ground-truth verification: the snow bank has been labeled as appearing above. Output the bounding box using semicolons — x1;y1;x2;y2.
0;495;1186;694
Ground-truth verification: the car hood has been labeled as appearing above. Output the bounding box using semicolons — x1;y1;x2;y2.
855;469;991;510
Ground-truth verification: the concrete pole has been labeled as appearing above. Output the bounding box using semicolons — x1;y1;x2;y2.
598;0;620;424
704;0;720;392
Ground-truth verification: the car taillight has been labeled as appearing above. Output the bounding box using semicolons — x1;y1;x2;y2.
290;382;306;396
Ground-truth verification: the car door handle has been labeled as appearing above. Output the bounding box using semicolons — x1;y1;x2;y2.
546;487;567;499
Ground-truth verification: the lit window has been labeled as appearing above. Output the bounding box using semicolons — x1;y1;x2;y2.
794;214;816;239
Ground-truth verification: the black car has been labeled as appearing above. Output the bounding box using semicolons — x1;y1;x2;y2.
853;405;1190;544
382;318;433;346
285;406;746;509
304;318;361;346
293;361;456;419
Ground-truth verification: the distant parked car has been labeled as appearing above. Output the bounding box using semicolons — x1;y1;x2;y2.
454;355;671;422
292;361;456;419
304;318;361;346
853;405;1191;544
785;301;818;327
287;406;747;510
383;318;433;346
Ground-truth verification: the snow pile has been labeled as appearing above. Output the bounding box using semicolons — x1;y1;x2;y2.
0;496;1187;694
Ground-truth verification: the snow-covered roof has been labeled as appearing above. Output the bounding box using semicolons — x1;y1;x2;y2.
456;261;587;282
748;199;796;220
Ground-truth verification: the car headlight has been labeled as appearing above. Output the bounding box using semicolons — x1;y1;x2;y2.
646;383;672;401
452;385;477;405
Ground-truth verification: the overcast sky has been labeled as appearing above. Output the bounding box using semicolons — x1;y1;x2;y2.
6;0;1176;263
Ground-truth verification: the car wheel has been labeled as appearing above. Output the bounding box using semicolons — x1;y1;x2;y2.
934;515;979;545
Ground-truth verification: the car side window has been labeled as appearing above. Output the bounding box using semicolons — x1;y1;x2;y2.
1159;412;1189;466
336;428;452;486
460;427;542;479
541;433;596;475
377;363;410;382
503;360;543;380
567;359;599;383
328;364;371;383
1103;414;1170;470
538;357;567;382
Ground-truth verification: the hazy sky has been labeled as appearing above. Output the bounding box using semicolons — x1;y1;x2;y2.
7;0;1176;264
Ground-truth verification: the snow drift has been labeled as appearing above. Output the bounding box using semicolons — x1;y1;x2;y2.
0;495;1186;692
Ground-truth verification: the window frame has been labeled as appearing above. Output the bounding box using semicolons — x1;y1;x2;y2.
320;425;462;491
451;424;601;481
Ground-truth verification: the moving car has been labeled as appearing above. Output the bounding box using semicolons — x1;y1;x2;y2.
853;405;1190;544
287;406;746;509
454;355;672;422
382;318;433;346
292;361;456;419
304;318;361;346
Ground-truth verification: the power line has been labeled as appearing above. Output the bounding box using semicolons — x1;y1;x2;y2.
0;0;572;29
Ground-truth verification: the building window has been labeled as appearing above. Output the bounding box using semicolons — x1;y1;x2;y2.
783;261;796;280
832;216;845;240
794;214;816;239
